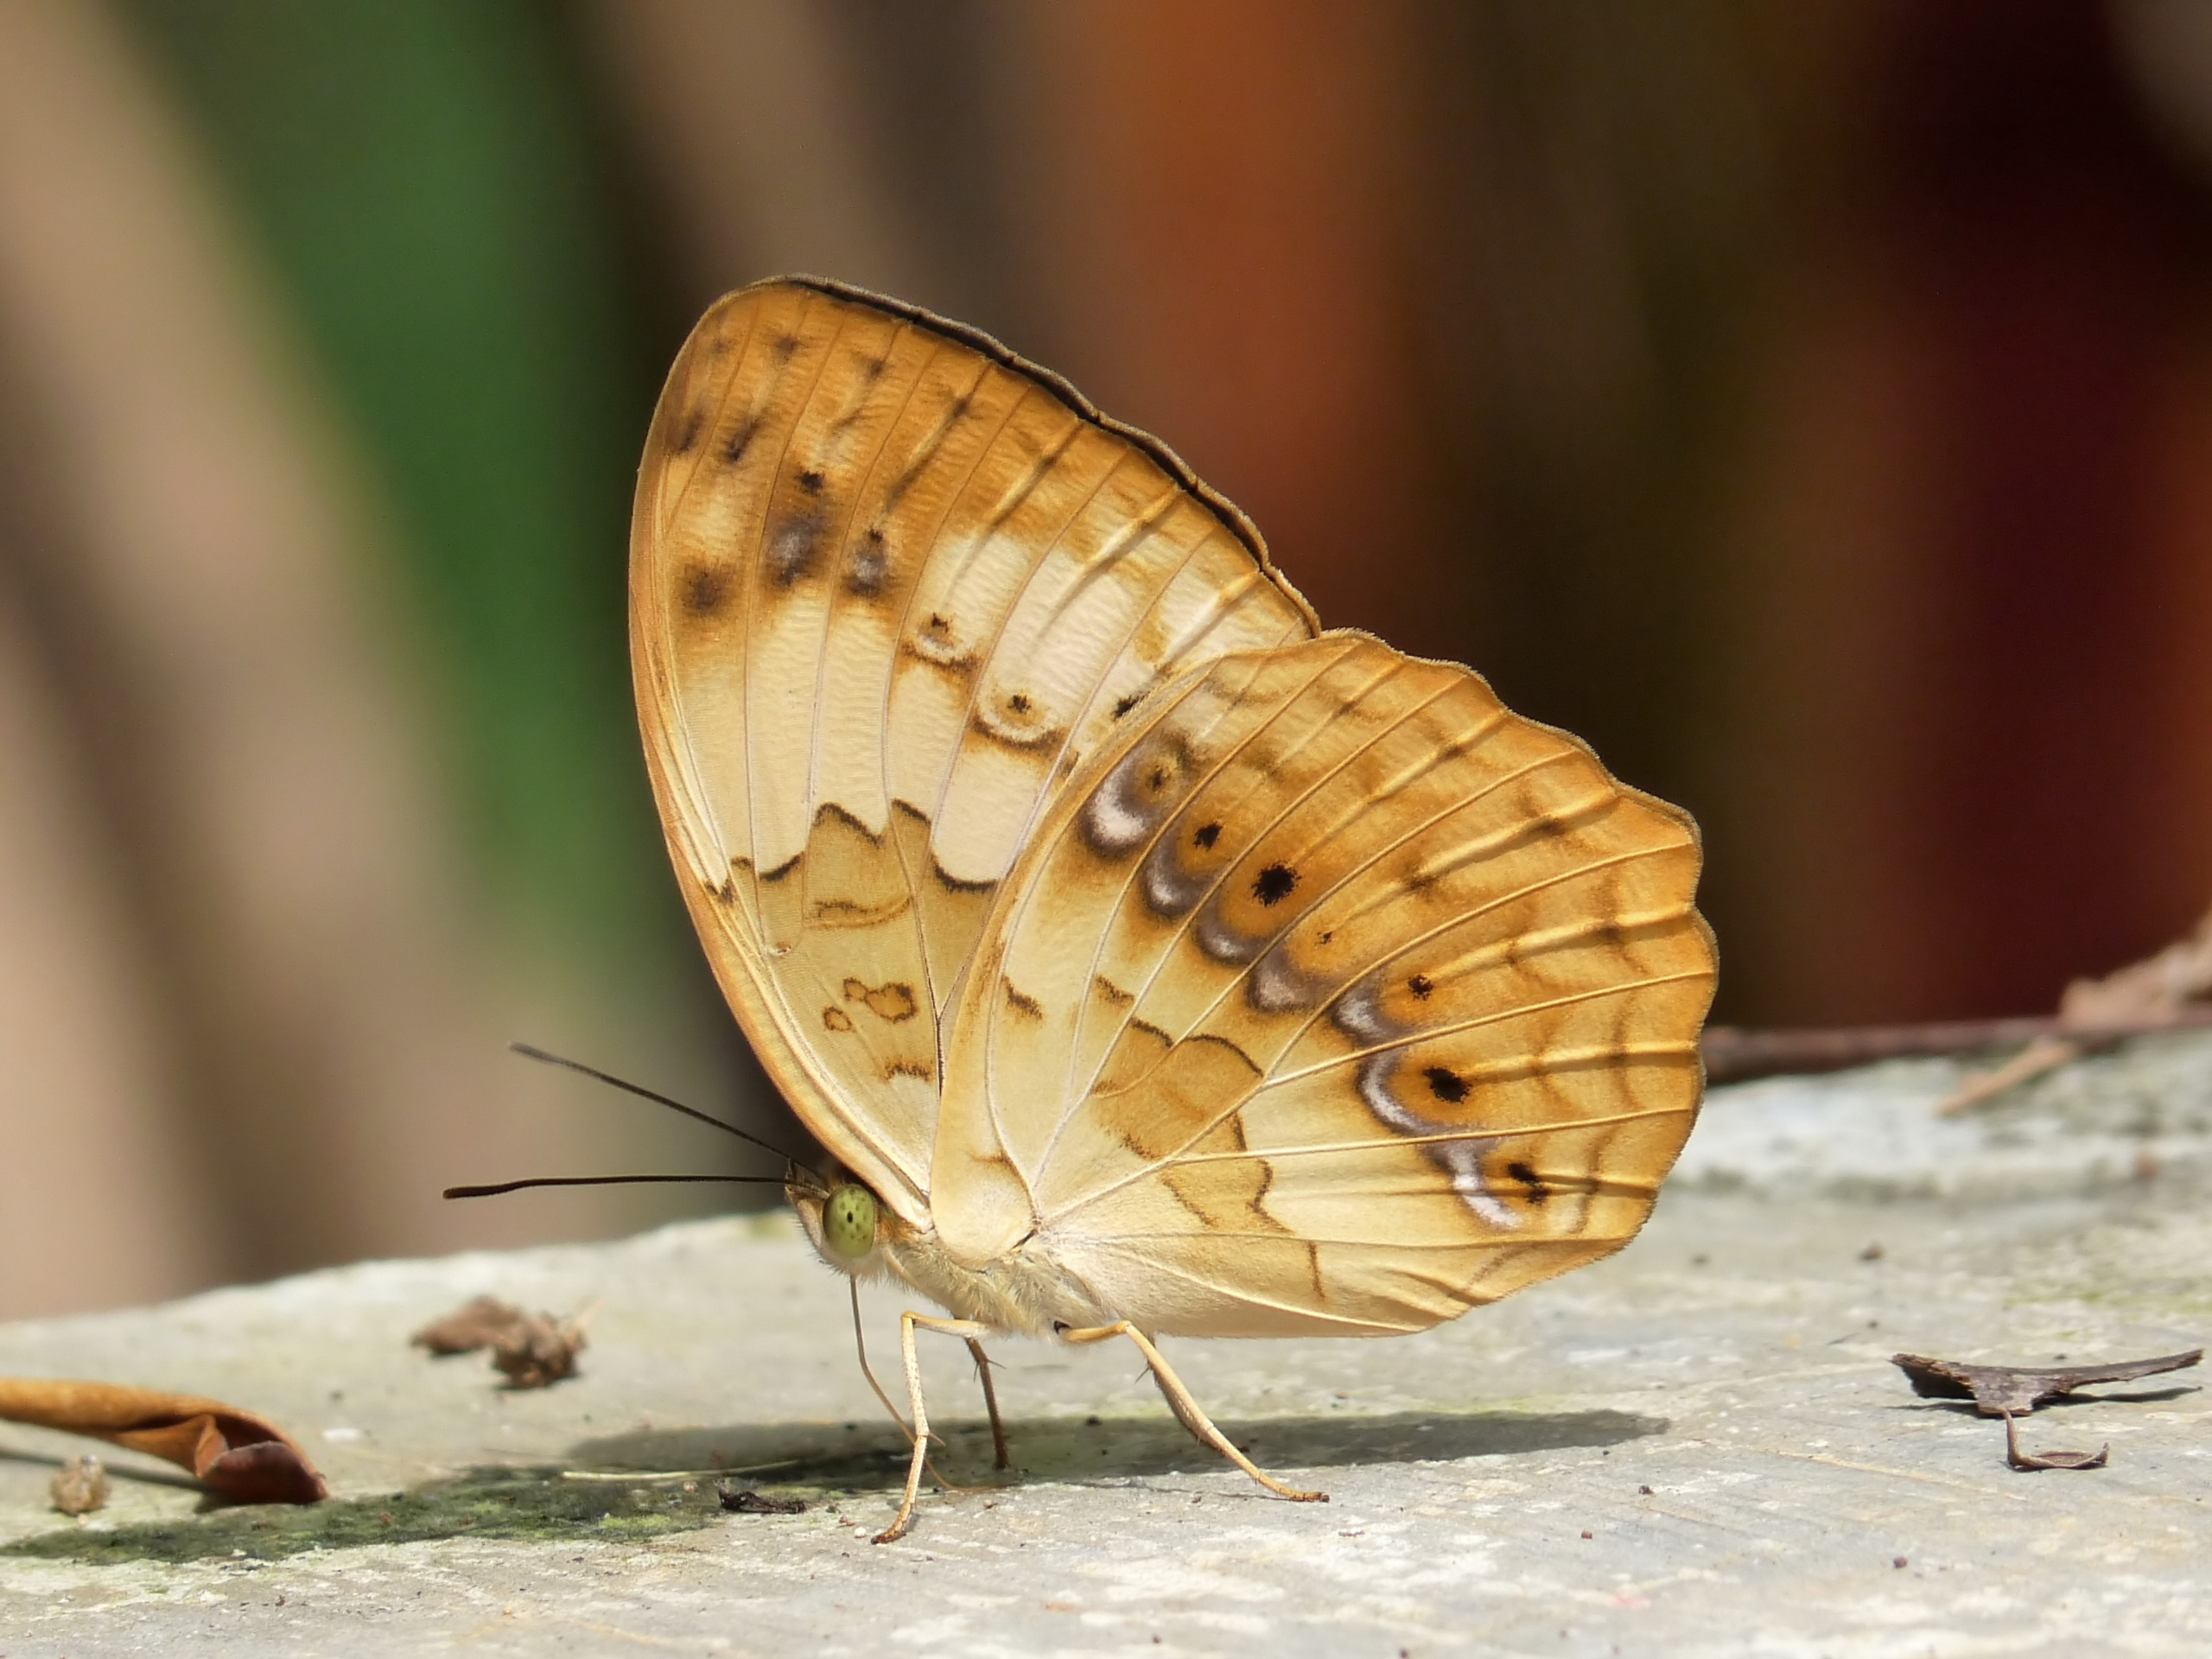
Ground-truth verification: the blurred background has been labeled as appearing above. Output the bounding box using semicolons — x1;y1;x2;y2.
2;0;2209;1318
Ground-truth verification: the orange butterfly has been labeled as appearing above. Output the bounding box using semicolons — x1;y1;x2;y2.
630;278;1715;1541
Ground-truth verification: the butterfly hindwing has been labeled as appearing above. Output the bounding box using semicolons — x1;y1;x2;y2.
632;278;1314;1216
933;634;1716;1336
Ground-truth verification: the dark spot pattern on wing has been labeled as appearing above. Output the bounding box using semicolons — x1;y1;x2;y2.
768;514;823;585
683;563;731;618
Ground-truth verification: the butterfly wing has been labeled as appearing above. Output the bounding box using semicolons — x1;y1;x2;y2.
631;278;1315;1215
933;633;1715;1336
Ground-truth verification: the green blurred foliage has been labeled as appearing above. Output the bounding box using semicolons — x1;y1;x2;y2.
122;0;683;985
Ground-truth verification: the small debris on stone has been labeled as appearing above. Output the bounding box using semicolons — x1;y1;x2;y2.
411;1295;587;1389
1892;1347;2199;1472
1638;1484;1655;1495
49;1453;109;1515
1859;1242;1885;1261
1891;1348;2202;1416
2002;1413;2109;1471
1892;1556;1908;1569
719;1484;807;1514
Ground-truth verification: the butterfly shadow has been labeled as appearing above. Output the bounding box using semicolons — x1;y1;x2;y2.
567;1404;1666;1493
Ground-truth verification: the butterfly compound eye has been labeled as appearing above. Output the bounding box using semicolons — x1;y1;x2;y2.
823;1183;880;1261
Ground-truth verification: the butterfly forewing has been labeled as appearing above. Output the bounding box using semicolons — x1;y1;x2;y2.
933;634;1716;1337
632;279;1314;1217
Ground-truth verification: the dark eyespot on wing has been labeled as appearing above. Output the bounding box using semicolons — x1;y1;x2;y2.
1507;1160;1549;1204
768;514;823;585
683;563;731;617
1079;734;1195;858
1194;899;1266;965
1423;1065;1469;1104
1247;939;1326;1015
1141;835;1211;918
1408;973;1433;1000
846;530;889;596
1111;692;1142;719
772;332;800;361
1193;822;1221;849
906;611;979;675
723;418;760;466
671;406;705;454
1253;863;1298;906
797;467;826;495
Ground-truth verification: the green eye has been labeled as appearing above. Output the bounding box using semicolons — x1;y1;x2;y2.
822;1184;879;1260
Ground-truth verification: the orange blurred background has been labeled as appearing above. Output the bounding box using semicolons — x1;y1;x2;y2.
1;0;2207;1317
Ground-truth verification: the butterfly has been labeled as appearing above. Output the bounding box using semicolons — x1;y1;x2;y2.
629;276;1716;1542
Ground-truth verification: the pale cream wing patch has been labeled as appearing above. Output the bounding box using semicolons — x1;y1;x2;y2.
631;278;1314;1216
933;634;1715;1337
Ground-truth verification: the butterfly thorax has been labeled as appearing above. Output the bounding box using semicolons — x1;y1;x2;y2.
791;1179;1115;1339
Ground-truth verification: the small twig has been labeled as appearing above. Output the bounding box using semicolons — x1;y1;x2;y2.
1934;1034;2082;1116
562;1460;796;1482
1700;1008;2212;1084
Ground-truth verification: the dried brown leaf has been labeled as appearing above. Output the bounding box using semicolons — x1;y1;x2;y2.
489;1313;586;1389
411;1294;527;1356
2001;1413;2110;1471
411;1295;585;1389
0;1376;326;1504
1891;1348;2202;1415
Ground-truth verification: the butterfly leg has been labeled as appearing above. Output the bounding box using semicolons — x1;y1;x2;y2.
1060;1322;1328;1504
849;1281;978;1497
876;1311;996;1544
966;1337;1011;1470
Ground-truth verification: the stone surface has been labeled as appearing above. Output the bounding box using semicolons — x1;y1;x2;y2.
2;1034;2209;1656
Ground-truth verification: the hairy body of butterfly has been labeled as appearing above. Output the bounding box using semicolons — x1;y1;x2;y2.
632;276;1718;1541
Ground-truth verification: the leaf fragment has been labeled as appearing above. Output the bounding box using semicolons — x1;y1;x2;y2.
718;1484;807;1514
411;1295;587;1389
0;1377;326;1504
1891;1348;2202;1416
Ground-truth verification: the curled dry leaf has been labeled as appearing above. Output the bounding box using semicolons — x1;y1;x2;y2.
411;1295;587;1389
0;1376;327;1504
1893;1348;2200;1474
1891;1348;2202;1415
2001;1414;2109;1471
48;1453;110;1515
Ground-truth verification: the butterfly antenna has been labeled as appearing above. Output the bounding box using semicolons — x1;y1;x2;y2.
508;1041;812;1167
445;1173;791;1200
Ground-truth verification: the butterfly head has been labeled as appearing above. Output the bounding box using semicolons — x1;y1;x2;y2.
790;1170;886;1271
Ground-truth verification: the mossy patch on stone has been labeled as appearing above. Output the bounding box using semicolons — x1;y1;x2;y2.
0;1465;748;1565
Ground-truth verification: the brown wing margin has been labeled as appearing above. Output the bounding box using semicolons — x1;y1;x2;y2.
767;276;1318;637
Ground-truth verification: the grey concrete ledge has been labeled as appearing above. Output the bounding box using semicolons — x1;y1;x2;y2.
2;1034;2209;1656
